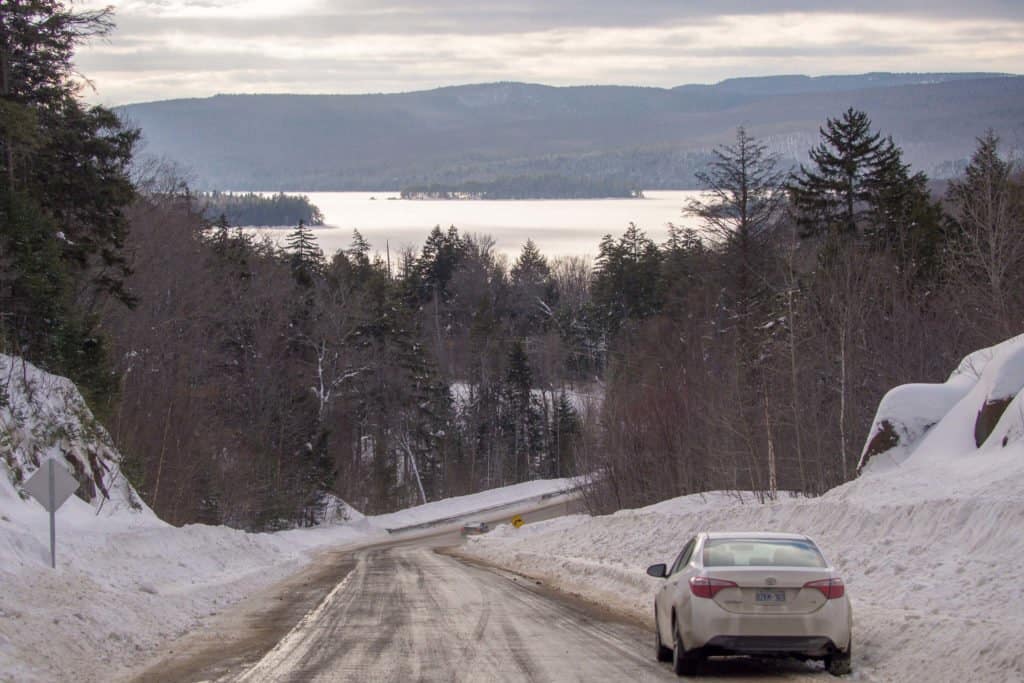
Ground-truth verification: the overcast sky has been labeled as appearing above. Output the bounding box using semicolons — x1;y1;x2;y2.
75;0;1024;105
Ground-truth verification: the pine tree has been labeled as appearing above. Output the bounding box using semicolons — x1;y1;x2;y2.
864;157;944;279
788;108;903;238
511;239;550;286
348;229;372;268
591;223;662;337
944;131;1024;335
285;219;322;285
416;224;465;301
659;224;706;314
509;239;555;336
0;1;134;403
502;341;544;482
550;391;579;478
687;127;783;339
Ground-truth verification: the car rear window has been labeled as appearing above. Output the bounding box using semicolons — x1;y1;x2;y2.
703;538;826;568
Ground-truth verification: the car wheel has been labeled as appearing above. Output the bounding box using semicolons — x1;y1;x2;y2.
825;642;852;676
672;619;700;676
654;608;672;662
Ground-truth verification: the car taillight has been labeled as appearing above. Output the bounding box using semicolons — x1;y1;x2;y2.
690;576;738;599
803;577;845;599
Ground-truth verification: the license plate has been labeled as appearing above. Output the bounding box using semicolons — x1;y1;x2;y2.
755;590;786;603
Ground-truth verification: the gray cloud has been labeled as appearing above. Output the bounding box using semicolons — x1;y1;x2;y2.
101;0;1024;38
74;0;1024;104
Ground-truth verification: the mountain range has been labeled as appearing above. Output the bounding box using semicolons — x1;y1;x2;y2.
116;72;1024;191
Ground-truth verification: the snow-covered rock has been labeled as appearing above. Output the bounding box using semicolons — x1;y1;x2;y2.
858;333;1024;472
0;355;149;516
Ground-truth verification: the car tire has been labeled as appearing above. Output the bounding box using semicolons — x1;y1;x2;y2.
672;619;700;676
825;642;852;676
655;608;672;662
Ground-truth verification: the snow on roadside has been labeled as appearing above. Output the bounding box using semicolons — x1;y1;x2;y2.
0;355;336;682
369;477;579;530
462;337;1024;682
0;473;577;683
0;355;580;682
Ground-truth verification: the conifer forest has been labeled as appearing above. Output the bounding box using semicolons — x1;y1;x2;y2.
3;3;1023;530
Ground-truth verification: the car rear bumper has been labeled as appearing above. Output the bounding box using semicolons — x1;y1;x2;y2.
702;635;837;657
683;596;851;655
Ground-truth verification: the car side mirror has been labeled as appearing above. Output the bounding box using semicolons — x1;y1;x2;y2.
646;563;667;579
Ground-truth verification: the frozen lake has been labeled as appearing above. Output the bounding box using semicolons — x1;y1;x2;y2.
253;190;705;261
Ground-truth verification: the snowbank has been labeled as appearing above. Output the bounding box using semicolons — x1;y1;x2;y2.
371;477;579;531
859;332;1024;472
462;336;1024;682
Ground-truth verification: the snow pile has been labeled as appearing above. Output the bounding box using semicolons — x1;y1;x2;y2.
859;332;1024;472
462;336;1024;681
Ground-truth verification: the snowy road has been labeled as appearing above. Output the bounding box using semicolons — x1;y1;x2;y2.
236;544;674;681
231;542;824;682
131;499;827;682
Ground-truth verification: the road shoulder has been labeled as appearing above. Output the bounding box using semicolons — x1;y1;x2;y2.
439;547;651;631
121;547;357;683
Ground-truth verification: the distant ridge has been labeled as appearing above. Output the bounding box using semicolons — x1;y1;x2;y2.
117;72;1023;191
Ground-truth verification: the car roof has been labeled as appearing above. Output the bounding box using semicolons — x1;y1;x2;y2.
704;531;811;541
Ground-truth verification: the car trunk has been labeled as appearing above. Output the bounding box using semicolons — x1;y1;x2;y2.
704;567;834;615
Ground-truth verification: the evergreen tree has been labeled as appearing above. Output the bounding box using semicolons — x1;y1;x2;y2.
687;127;783;337
688;127;785;245
511;239;550;286
0;188;67;358
348;229;372;269
591;222;662;336
502;341;544;482
550;391;579;478
659;225;706;314
944;131;1024;335
285;219;322;285
0;1;136;403
509;239;556;336
416;224;465;301
788;108;903;238
864;157;944;279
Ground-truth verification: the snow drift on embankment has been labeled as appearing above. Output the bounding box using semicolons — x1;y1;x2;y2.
462;335;1024;682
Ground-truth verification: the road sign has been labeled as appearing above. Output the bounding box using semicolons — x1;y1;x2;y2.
22;458;79;568
511;515;525;528
24;459;79;511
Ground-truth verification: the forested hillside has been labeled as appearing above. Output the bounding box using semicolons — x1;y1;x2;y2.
115;73;1024;191
4;3;1023;530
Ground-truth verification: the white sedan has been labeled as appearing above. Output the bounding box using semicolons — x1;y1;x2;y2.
647;531;852;677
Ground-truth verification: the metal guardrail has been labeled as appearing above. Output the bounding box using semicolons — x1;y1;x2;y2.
383;485;582;535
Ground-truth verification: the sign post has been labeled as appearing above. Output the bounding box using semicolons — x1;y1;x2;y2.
23;458;80;569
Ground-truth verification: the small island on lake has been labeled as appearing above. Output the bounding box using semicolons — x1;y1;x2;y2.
199;191;325;226
400;174;643;200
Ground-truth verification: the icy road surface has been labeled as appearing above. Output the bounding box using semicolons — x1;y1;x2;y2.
234;546;823;682
133;500;825;682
